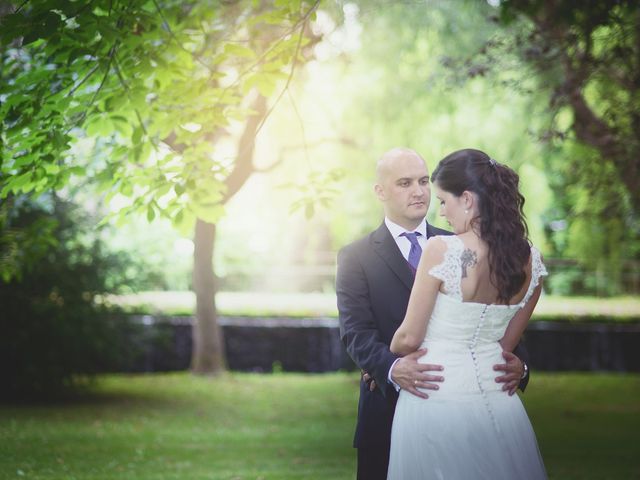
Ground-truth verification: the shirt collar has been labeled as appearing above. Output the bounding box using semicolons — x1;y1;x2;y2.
384;217;427;239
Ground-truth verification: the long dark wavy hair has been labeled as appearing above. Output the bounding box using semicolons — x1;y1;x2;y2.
431;148;530;304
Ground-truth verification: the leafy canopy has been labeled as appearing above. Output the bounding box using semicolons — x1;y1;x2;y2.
1;0;318;228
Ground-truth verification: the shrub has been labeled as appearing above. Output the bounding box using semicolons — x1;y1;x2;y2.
0;196;139;399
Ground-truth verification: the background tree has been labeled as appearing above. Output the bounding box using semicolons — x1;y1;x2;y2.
1;0;320;374
498;0;639;211
487;0;639;294
364;0;640;294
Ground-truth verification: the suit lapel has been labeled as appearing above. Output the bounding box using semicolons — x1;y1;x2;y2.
371;223;414;290
426;222;443;239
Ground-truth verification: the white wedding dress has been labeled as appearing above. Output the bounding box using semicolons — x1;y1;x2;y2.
387;236;548;480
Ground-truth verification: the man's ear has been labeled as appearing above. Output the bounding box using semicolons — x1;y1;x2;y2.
374;184;386;201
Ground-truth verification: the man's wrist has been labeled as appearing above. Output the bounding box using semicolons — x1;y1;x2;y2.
388;358;402;392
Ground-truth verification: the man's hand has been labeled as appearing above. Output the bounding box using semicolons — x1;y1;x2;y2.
361;370;377;392
494;351;524;396
390;349;444;399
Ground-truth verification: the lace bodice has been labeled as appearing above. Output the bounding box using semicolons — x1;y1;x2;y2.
422;236;548;346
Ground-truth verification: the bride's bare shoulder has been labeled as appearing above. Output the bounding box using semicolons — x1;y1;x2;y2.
422;236;453;270
425;235;452;253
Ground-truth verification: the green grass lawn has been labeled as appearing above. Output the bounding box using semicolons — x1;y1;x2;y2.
109;291;640;319
1;372;639;479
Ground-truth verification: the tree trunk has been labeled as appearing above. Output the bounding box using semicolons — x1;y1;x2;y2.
191;219;226;374
189;94;268;374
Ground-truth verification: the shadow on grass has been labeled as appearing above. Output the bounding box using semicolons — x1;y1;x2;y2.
1;376;183;409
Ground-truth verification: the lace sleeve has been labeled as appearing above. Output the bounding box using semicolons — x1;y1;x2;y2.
520;246;548;306
427;236;464;301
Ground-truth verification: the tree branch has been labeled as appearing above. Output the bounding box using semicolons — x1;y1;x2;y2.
250;14;307;143
150;0;212;72
222;93;267;203
213;0;320;110
13;0;28;14
66;63;101;98
112;54;150;142
67;42;118;133
286;88;310;168
221;4;315;203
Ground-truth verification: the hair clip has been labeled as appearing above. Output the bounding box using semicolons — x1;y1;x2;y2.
489;158;497;166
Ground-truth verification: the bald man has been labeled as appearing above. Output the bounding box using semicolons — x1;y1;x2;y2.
336;148;529;480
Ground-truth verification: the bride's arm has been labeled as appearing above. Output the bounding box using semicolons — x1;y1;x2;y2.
390;237;445;356
499;283;542;352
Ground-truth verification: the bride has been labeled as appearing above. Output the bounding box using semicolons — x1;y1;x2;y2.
387;149;547;479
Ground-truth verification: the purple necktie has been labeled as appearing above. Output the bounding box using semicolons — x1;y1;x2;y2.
401;232;422;271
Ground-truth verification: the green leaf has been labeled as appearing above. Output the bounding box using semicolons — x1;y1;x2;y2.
131;126;143;145
85;116;115;137
147;204;156;222
154;182;172;197
256;75;279;97
43;163;61;175
41;11;62;38
1;183;13;199
106;95;128;111
304;202;314;219
139;142;152;163
243;72;282;97
0;13;27;44
8;172;33;192
68;167;87;178
223;43;257;59
111;115;133;137
22;11;62;44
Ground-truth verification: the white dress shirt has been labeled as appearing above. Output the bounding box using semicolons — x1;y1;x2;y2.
384;217;428;259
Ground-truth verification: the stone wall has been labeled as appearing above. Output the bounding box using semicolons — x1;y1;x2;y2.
125;316;355;373
123;316;640;373
522;321;640;371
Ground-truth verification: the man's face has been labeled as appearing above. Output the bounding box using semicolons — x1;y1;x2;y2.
375;153;430;230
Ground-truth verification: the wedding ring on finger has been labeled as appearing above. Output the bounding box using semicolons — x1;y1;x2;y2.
414;379;418;386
